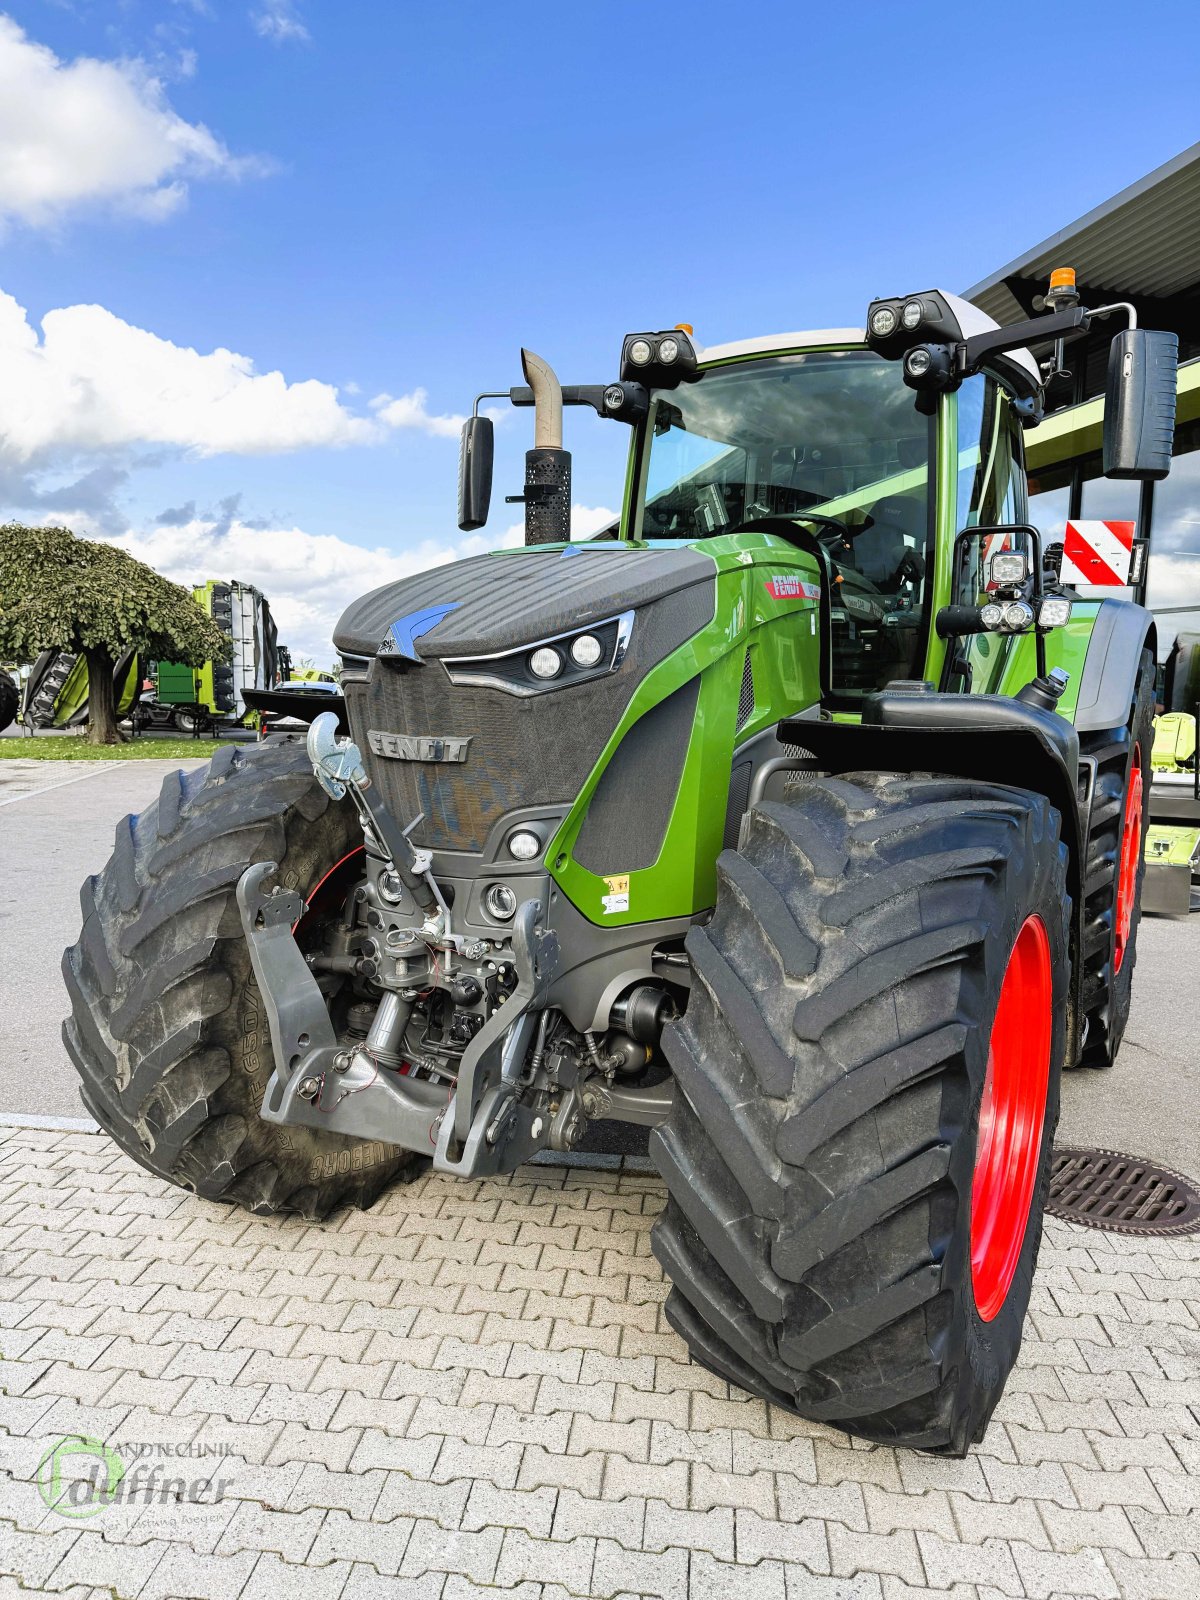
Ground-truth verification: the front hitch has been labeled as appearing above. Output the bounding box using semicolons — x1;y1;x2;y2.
236;861;563;1177
236;862;447;1153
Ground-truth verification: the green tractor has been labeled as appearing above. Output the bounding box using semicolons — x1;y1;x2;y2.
64;280;1177;1454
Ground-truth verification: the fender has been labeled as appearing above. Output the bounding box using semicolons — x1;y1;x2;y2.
778;691;1086;1066
1074;599;1156;733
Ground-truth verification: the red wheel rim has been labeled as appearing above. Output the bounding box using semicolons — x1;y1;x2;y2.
970;915;1053;1323
1113;748;1143;976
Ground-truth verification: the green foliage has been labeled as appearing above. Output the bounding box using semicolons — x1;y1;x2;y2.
0;524;230;667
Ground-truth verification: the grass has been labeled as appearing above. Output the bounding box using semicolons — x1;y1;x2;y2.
0;735;240;761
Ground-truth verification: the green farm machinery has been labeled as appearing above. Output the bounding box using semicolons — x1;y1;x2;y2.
65;278;1176;1453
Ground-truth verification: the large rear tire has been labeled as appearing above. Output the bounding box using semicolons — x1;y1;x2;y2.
1075;649;1155;1069
651;773;1069;1455
63;740;418;1217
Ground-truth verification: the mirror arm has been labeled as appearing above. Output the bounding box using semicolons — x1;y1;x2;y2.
1087;302;1138;330
508;384;610;416
958;306;1090;376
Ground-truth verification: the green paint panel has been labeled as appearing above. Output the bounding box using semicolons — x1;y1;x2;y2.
548;533;823;925
156;662;198;704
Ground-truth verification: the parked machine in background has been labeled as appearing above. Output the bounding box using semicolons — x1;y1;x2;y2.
0;665;19;733
1142;632;1200;914
22;579;282;733
22;647;140;730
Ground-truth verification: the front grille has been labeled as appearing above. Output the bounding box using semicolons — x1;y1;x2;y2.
346;586;714;852
736;649;755;730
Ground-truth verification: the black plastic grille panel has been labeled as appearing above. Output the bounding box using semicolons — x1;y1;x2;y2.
345;584;715;852
574;677;700;874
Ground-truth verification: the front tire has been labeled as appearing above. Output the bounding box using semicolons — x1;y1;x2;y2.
63;740;418;1217
651;773;1069;1455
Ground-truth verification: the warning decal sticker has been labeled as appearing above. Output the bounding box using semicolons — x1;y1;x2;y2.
602;874;630;915
1061;520;1135;588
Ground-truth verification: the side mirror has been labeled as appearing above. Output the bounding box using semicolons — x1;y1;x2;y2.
457;415;494;531
1103;328;1178;481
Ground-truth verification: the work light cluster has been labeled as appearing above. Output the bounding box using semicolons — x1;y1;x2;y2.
529;632;604;680
981;550;1073;634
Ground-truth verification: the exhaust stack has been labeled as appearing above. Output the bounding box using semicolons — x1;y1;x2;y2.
520;348;572;545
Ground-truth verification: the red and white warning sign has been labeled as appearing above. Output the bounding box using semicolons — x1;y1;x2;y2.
1061;520;1135;587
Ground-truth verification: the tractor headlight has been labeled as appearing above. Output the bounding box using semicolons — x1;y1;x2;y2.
627;338;653;366
529;647;563;680
1038;595;1073;629
988;550;1028;587
904;347;932;379
869;304;898;338
980;603;1004;630
445;611;633;697
658;336;680;364
570;633;603;668
901;299;924;330
506;829;540;861
484;883;518;921
1002;601;1035;632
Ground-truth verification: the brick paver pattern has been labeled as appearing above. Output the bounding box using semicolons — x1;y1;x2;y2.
0;1125;1198;1600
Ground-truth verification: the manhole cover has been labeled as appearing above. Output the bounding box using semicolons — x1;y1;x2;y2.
1048;1147;1200;1235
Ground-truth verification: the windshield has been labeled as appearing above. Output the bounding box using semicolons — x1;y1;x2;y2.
639;350;935;698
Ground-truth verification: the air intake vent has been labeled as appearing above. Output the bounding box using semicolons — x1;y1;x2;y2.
574;678;700;874
736;649;755;731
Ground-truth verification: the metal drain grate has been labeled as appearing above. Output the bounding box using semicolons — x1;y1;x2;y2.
1048;1147;1200;1236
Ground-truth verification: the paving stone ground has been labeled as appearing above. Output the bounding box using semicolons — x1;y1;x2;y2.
1;1124;1198;1600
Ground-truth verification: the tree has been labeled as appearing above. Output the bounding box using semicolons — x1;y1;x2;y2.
0;524;230;745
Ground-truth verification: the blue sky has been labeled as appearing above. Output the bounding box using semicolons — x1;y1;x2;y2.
2;0;1198;659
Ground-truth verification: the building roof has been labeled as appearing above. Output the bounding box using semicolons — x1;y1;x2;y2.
965;142;1200;324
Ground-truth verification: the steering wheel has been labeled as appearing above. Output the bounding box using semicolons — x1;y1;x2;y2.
733;512;856;549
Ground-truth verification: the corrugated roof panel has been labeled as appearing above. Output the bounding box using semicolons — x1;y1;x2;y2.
965;142;1200;315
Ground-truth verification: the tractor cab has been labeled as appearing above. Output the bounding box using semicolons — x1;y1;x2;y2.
625;337;938;701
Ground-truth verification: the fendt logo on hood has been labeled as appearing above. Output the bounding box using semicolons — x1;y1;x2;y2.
368;731;472;763
765;576;820;601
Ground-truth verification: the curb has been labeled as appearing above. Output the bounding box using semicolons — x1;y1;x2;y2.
0;1112;100;1133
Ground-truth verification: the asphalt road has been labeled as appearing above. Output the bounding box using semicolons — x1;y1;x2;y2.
2;754;1198;1182
0;758;209;1118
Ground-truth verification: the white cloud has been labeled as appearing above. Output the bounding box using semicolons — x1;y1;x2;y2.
0;17;261;228
252;3;310;44
370;388;468;440
0;290;468;462
105;504;619;662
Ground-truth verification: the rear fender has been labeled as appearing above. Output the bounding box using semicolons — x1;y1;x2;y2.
778;693;1086;1066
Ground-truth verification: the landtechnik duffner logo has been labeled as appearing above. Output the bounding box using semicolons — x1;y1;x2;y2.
36;1436;231;1519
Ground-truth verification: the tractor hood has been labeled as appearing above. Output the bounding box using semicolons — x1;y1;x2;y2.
333;542;717;855
333;544;714;661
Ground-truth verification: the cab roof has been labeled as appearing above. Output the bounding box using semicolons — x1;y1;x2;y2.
695;329;866;364
692;292;1042;393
